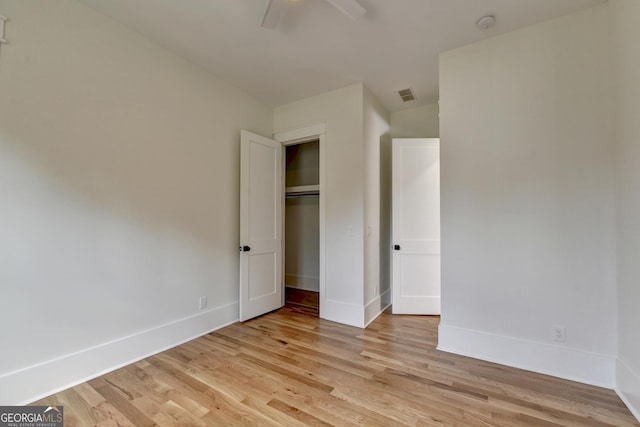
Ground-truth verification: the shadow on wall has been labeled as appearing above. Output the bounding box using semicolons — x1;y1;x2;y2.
0;0;271;376
0;45;269;362
1;104;240;247
379;134;392;297
0;123;238;372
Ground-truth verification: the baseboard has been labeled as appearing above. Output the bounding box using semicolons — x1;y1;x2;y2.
284;274;320;292
321;298;365;328
616;358;640;422
0;302;239;405
437;323;615;388
364;289;392;327
381;287;392;307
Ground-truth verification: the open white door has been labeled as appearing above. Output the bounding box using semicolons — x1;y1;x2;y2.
392;138;441;314
239;130;283;321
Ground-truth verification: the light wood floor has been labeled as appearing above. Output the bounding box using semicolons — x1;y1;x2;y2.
285;287;319;316
34;307;638;426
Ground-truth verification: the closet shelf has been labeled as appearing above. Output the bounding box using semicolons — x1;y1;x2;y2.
285;185;320;197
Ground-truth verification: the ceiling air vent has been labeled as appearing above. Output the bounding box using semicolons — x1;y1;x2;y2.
398;88;416;102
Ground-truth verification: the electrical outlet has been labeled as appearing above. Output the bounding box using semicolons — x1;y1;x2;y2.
552;325;566;342
199;296;207;310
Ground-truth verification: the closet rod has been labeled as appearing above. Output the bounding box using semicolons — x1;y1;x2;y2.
285;192;319;198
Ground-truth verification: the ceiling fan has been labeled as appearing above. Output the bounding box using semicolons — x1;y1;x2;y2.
261;0;367;29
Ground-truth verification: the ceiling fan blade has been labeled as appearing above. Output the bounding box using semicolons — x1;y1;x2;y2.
324;0;366;20
261;0;287;29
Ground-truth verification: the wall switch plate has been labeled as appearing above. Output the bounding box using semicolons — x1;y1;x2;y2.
199;296;207;310
552;325;566;342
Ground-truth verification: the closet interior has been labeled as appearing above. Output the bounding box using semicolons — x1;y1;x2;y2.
284;140;320;315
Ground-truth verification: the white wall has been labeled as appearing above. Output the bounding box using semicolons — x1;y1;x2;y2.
285;197;320;291
275;84;390;327
0;0;272;404
274;84;365;326
438;4;617;387
610;0;640;419
390;104;440;139
363;87;391;325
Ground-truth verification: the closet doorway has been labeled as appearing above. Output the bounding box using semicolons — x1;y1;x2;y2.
276;124;326;319
239;126;325;322
284;141;320;315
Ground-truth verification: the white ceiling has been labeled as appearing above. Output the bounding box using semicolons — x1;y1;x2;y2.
79;0;605;112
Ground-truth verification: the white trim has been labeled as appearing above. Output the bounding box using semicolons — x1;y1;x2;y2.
322;299;365;328
276;125;327;327
285;274;320;292
0;15;7;45
318;134;327;325
381;286;392;308
616;358;640;422
364;289;392;327
274;123;326;144
0;303;238;405
437;323;615;388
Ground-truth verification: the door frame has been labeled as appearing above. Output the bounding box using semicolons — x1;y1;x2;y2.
274;123;326;317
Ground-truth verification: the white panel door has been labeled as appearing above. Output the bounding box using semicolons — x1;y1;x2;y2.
239;130;283;321
392;138;441;314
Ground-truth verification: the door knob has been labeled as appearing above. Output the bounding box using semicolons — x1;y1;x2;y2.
242;245;251;252
394;244;401;251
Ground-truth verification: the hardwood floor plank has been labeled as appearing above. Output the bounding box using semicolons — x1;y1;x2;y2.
90;378;157;427
31;307;639;426
267;398;333;426
241;396;308;427
151;400;209;427
73;382;106;407
285;288;320;313
56;388;103;426
92;402;136;427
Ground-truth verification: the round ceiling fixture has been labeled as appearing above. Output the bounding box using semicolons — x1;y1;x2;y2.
476;15;496;30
